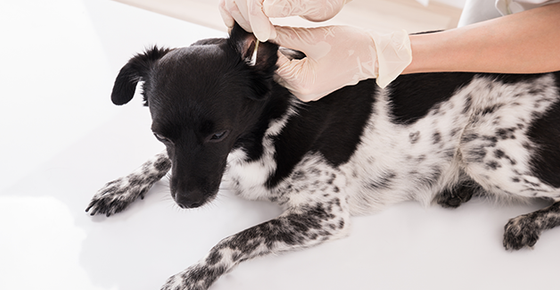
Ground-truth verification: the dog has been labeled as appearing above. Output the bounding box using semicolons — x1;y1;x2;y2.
87;24;560;290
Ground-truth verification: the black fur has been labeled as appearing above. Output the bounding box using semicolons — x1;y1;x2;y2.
389;72;476;125
267;80;377;188
527;76;560;188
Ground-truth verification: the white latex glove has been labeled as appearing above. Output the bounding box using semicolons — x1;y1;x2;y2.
219;0;351;41
272;25;412;101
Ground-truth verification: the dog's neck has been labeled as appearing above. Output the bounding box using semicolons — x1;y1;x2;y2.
232;81;295;162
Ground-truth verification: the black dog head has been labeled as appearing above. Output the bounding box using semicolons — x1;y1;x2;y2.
111;24;280;208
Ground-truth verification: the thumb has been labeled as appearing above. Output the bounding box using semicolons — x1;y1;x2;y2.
263;0;347;20
218;0;234;28
272;26;332;60
248;0;276;41
263;0;306;18
274;51;300;92
275;51;320;102
250;15;275;41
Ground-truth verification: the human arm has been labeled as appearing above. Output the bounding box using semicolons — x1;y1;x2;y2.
274;2;560;101
403;2;560;74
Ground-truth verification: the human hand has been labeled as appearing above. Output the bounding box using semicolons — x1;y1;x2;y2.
272;25;412;101
219;0;351;42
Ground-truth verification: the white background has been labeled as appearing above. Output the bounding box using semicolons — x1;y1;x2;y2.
1;1;558;290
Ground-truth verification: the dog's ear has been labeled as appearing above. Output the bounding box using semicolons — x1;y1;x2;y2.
111;46;171;105
228;23;279;100
228;23;278;72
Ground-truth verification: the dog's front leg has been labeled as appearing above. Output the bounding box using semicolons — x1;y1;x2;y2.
161;200;351;290
86;150;171;216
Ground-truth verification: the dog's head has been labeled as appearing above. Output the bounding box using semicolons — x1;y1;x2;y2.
111;24;280;208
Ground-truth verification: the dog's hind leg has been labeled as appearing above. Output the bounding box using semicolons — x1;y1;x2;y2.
503;200;560;250
86;150;171;216
435;170;484;209
435;180;482;208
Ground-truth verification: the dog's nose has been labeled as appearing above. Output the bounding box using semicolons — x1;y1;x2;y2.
176;200;203;209
174;193;205;209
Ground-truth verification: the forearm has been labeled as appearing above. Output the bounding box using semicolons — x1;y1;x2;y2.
403;2;560;74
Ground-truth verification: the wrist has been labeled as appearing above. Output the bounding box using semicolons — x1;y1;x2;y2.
367;29;412;88
403;31;459;75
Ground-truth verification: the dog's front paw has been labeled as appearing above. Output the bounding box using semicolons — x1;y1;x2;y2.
503;215;540;250
161;264;226;290
86;153;171;216
86;175;151;217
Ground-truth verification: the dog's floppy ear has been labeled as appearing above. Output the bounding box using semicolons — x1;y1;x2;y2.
111;46;171;105
228;23;279;100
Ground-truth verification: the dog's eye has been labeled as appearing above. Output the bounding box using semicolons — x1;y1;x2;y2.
153;132;172;144
208;130;229;142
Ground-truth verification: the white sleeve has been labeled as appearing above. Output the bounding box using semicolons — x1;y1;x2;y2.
458;0;503;27
495;0;560;15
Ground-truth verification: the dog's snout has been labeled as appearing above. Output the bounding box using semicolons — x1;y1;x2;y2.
169;170;221;209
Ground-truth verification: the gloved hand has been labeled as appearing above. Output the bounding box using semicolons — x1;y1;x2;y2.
219;0;351;41
272;25;412;101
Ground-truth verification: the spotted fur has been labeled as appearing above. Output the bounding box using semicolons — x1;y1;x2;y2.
86;151;171;216
88;25;560;290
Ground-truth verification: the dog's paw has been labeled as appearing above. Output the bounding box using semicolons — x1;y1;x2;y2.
86;175;152;217
503;215;540;250
86;153;171;217
161;263;227;290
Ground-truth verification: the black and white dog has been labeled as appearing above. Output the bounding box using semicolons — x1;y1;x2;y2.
87;25;560;290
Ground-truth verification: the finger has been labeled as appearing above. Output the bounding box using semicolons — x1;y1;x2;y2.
226;0;253;32
276;50;292;71
264;0;344;19
264;0;306;17
248;0;275;41
218;0;235;28
275;53;321;102
300;0;347;22
272;26;311;51
275;52;299;91
233;0;251;26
